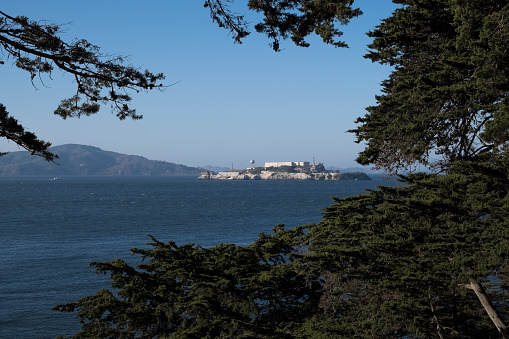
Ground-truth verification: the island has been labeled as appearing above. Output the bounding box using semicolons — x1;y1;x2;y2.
198;161;371;181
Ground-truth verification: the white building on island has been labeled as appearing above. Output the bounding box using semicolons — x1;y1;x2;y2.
264;161;310;168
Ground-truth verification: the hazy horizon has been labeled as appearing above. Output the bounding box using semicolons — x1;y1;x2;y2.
0;1;397;168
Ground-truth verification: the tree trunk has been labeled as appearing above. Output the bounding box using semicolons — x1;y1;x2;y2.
468;281;508;339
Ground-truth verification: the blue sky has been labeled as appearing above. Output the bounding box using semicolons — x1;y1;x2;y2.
0;1;397;169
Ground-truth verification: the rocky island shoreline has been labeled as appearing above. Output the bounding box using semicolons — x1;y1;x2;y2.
199;170;370;180
198;161;370;181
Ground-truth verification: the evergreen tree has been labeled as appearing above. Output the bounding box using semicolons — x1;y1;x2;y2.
204;0;362;51
339;1;509;336
300;157;509;337
54;227;323;338
0;103;55;160
351;0;509;173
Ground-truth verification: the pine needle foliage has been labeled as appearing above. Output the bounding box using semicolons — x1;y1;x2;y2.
303;157;509;337
203;1;362;52
55;227;324;338
351;0;509;173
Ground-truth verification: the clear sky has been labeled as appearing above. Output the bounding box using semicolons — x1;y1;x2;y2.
0;1;398;169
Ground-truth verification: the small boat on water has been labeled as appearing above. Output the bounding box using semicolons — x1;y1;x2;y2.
51;177;61;180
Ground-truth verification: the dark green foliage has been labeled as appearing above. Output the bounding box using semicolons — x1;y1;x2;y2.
205;0;362;52
0;10;165;160
203;0;251;44
247;166;265;174
0;11;165;120
351;0;509;172
302;157;509;337
264;165;295;173
247;0;362;51
55;226;326;338
0;103;56;161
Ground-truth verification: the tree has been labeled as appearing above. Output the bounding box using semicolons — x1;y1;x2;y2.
0;10;165;160
351;0;509;173
337;1;509;336
0;103;55;160
54;227;324;338
301;157;509;337
205;0;362;51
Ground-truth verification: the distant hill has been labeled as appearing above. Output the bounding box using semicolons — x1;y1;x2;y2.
201;165;230;172
0;144;202;176
325;166;381;173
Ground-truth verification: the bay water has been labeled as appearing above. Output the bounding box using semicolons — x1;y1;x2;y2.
0;175;396;338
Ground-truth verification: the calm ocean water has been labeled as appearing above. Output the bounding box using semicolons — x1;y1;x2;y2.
0;175;397;338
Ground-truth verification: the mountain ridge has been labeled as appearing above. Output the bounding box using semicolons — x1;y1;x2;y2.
0;144;202;176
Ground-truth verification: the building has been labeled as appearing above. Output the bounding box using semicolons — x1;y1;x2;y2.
264;161;310;168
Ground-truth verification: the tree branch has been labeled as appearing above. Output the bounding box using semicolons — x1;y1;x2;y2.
466;281;508;339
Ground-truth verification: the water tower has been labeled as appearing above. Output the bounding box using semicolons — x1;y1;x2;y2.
250;160;255;169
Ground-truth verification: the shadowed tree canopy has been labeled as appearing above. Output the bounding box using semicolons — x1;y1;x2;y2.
0;103;55;160
351;0;509;173
54;227;320;338
205;0;362;51
304;157;509;337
